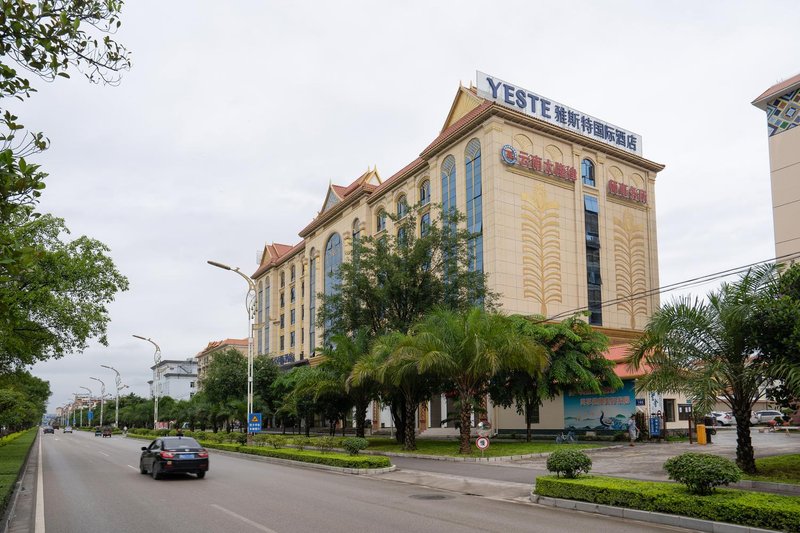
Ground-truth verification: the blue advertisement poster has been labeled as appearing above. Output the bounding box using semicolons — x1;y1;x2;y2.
563;380;636;430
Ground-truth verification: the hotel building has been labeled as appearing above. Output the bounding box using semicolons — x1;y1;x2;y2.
250;72;673;432
752;72;800;263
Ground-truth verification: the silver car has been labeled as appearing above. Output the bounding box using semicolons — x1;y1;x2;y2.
750;410;783;424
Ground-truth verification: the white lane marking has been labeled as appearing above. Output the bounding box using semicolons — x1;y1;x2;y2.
99;452;110;457
36;433;45;532
210;504;278;533
127;465;137;470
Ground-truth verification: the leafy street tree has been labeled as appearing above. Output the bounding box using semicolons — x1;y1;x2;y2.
0;215;128;371
318;207;496;339
0;368;50;429
489;315;621;442
272;366;320;437
387;308;547;454
626;268;775;473
1;1;132;371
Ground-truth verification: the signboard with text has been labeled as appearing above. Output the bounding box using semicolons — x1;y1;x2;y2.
248;413;262;433
477;71;643;156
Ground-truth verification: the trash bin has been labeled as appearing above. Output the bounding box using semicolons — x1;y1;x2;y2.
703;416;716;444
697;424;707;445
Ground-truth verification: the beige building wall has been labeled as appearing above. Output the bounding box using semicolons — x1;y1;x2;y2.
752;73;800;263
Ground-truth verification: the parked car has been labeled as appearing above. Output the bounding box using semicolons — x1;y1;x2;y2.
63;426;73;433
139;437;209;480
750;410;784;425
102;427;112;438
43;426;54;434
710;411;734;426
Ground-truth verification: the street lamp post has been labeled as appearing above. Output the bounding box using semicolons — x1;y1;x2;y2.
80;386;92;427
133;335;162;430
100;364;124;428
89;377;106;426
208;260;256;444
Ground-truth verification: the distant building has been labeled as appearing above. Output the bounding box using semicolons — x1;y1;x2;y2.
194;338;248;391
752;73;800;263
149;358;198;401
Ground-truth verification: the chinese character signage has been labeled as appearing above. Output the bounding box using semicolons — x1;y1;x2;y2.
500;144;577;184
608;180;647;204
477;71;643;156
564;380;636;430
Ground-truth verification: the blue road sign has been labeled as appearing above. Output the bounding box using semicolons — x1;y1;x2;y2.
87;411;94;421
649;416;661;437
248;413;262;433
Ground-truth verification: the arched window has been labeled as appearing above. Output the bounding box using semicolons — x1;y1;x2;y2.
376;209;387;232
308;249;316;352
397;195;408;218
581;159;595;187
352;218;361;242
441;156;456;217
397;227;407;246
465;138;483;273
324;233;342;298
420;212;431;236
419;180;430;206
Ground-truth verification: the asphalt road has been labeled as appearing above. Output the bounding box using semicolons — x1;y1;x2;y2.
38;431;685;533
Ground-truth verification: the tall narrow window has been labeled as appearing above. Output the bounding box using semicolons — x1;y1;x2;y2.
352;218;361;242
324;234;342;341
290;309;295;325
290;265;296;282
308;251;316;353
290;286;295;304
376;210;387;232
584;195;602;325
419;180;430;206
257;287;263;354
465;138;483;273
582;159;595;187
420;212;431;236
280;271;285;288
397;227;407;246
396;195;408;219
441;155;456;225
264;284;270;353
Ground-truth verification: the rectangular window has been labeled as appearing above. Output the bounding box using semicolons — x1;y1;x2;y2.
280;292;285;308
257;327;262;355
290;287;295;304
290;331;295;348
585;194;602;326
280;314;285;328
290;309;295;325
664;399;676;422
279;336;284;351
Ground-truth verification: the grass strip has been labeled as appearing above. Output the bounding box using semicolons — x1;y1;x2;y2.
742;454;800;486
0;429;37;515
363;437;604;457
534;475;800;532
204;442;391;469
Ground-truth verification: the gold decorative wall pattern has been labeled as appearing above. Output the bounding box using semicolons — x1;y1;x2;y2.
613;210;647;328
521;185;562;315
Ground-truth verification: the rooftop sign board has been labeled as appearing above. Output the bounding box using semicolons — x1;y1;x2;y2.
476;71;643;156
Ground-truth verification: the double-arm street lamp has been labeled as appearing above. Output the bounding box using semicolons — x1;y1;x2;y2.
100;365;128;429
207;260;256;443
80;386;92;427
89;377;106;426
133;335;161;429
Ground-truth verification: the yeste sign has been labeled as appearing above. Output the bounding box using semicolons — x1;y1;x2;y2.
477;71;643;156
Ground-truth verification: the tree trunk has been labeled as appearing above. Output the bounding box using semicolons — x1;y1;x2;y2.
354;399;367;438
392;399;405;445
403;397;417;451
732;403;757;473
525;400;533;442
459;394;472;454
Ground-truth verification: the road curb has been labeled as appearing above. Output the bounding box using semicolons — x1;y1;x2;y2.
529;494;777;533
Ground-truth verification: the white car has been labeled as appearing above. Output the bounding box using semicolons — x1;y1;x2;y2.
750;410;783;425
710;411;733;426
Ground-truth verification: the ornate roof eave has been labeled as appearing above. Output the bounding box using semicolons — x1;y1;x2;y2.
298;185;374;238
251;240;307;279
421;102;665;174
365;158;428;206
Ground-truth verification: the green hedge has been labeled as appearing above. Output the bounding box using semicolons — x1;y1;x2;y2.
0;429;37;515
534;475;800;532
203;442;391;469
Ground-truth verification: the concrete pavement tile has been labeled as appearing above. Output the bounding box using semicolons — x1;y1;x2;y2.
679;515;714;532
553;499;576;510
595;504;624;518
711;522;749;533
621;508;653;523
573;501;598;513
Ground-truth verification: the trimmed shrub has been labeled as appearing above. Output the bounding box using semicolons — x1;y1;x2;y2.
534;475;800;532
546;449;592;478
663;453;741;495
341;437;368;456
317;436;336;453
0;429;37;516
292;437;311;451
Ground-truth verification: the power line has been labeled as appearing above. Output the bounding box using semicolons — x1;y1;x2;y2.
538;250;800;324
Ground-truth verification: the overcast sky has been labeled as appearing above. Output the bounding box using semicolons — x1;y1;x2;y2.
25;1;799;412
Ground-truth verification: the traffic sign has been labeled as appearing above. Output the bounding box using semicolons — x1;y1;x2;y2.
475;436;490;450
248;412;262;433
87;411;94;421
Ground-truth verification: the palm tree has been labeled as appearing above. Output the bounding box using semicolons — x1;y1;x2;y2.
626;269;774;473
403;307;547;454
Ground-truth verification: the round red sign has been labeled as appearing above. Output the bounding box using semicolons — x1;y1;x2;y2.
476;436;490;450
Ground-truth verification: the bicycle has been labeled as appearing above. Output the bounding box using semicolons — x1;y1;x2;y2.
555;430;576;444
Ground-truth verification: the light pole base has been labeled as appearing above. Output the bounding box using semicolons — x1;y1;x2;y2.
246;434;253;446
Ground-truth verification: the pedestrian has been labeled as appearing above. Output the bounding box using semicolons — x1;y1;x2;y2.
123;425;127;437
627;414;638;446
